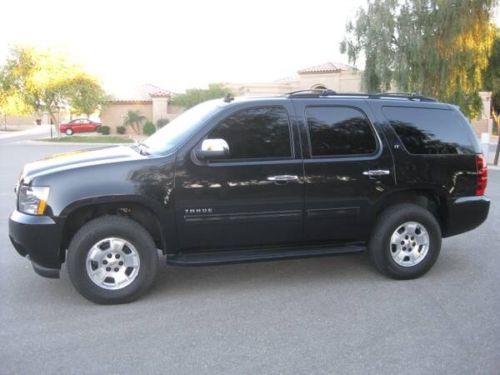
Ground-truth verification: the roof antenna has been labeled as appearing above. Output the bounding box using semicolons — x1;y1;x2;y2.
224;93;234;103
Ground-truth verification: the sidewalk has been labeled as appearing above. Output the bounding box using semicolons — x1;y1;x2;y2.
0;125;52;139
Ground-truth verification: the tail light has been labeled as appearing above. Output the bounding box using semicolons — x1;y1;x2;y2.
475;154;488;196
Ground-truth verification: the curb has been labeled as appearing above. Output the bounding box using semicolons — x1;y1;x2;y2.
22;140;130;146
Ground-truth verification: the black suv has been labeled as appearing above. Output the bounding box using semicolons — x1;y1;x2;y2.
9;91;490;304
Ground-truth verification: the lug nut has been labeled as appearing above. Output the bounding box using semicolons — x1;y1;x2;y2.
119;261;124;266
106;267;111;272
107;254;112;258
103;260;108;265
114;268;119;272
115;254;120;259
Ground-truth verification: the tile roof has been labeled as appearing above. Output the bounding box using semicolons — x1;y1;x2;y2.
110;84;172;101
297;62;355;74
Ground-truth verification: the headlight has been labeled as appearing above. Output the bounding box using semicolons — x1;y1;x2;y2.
18;185;50;215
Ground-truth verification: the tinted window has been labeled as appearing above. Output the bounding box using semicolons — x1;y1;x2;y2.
208;106;291;160
383;107;475;155
306;107;377;156
143;100;222;155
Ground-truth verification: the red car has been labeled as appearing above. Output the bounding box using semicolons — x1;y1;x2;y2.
59;119;102;135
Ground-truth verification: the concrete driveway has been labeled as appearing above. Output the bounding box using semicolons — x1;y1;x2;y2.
1;140;499;374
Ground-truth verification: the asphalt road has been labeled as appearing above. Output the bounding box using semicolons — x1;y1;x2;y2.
1;141;500;375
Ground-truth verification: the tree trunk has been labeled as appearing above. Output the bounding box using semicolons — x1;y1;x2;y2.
49;112;59;137
134;122;141;135
494;111;500;166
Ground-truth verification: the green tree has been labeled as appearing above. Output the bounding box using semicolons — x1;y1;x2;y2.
484;28;500;114
341;0;497;118
0;59;32;128
67;73;110;117
171;83;230;109
0;46;108;126
123;110;146;134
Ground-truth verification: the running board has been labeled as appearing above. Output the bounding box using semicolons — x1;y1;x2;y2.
167;243;365;266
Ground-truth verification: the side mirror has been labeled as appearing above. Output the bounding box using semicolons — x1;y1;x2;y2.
196;138;230;160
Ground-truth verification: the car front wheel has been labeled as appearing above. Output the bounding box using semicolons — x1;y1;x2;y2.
65;128;73;135
67;216;159;304
368;203;441;279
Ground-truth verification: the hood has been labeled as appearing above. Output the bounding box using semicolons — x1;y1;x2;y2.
21;145;145;183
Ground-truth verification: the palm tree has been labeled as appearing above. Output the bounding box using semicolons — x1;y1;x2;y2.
123;110;146;134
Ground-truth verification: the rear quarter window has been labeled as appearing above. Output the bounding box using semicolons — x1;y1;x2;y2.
382;106;477;155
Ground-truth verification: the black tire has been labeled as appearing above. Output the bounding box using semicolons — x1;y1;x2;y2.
67;215;159;304
368;203;441;279
65;128;73;135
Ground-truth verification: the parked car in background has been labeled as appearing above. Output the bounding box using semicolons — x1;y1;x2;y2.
59;118;102;135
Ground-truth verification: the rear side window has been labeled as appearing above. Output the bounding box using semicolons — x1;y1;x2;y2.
306;106;377;156
383;106;476;155
208;106;291;160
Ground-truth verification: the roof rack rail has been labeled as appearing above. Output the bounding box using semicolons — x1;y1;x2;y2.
287;89;337;98
376;92;437;102
286;89;437;102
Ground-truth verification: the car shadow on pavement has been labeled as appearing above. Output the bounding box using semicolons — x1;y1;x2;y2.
148;251;381;299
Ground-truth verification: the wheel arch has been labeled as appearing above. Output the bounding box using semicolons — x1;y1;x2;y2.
60;197;170;262
374;188;447;231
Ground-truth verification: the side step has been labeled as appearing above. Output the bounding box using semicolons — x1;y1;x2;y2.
167;243;365;266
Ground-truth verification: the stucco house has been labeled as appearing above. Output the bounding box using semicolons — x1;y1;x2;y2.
98;63;362;133
225;62;363;95
100;84;184;133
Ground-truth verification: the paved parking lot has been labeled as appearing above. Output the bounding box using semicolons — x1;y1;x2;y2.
1;140;499;374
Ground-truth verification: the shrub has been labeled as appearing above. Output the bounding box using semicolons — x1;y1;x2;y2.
97;126;110;135
143;121;156;136
116;125;126;135
156;118;170;129
123;110;146;134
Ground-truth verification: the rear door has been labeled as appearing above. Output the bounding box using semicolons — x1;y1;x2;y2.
293;99;395;242
81;119;94;132
72;119;84;133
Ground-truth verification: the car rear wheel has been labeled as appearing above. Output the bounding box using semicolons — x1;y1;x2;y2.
368;203;441;279
67;215;159;304
65;128;73;135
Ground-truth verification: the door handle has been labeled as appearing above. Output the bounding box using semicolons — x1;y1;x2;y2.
267;175;299;182
363;169;390;177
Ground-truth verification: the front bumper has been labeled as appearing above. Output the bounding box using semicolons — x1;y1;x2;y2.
443;196;490;237
9;210;63;278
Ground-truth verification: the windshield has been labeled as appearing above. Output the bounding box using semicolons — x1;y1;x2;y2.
141;100;223;155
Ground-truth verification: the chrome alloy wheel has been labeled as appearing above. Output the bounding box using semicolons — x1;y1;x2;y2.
389;221;430;267
85;237;140;290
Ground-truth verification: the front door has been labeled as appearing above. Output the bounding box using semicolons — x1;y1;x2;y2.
174;103;304;251
293;99;395;242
